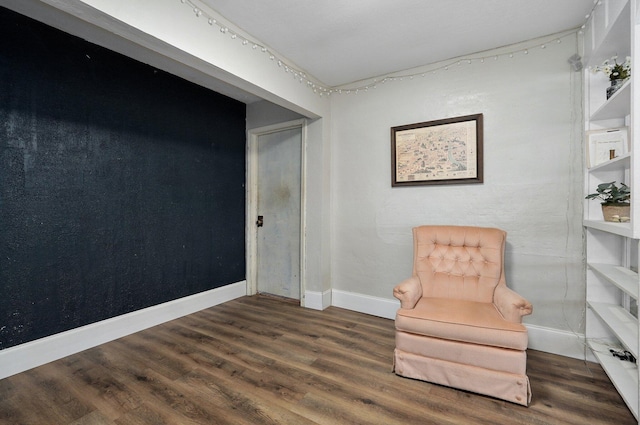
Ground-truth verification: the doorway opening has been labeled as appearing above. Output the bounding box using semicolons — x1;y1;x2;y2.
247;119;306;305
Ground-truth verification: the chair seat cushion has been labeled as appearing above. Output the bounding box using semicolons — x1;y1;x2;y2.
395;297;528;350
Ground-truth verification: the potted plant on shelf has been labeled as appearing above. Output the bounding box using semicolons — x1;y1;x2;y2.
591;55;631;99
585;181;630;222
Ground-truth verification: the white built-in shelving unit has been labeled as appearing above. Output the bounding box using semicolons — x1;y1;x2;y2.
583;0;639;420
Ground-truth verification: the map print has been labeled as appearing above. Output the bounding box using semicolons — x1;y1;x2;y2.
395;120;477;182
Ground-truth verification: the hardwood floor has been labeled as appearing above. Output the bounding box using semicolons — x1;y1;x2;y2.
0;295;635;424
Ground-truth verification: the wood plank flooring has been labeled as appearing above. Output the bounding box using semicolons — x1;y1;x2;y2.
0;295;635;424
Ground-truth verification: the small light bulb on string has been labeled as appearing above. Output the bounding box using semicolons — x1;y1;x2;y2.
178;0;577;98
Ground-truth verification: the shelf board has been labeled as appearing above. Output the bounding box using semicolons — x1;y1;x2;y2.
588;340;638;419
588;152;630;172
590;80;631;121
588;263;639;299
588;301;639;358
584;220;633;237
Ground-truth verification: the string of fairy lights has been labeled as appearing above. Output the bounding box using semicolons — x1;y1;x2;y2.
179;0;602;97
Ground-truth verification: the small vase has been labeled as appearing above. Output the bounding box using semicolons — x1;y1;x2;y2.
606;79;626;100
601;204;630;222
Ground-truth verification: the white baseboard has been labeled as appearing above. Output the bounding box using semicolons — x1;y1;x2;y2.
304;289;332;310
331;289;399;319
525;324;593;361
0;281;247;380
1;284;590;380
329;289;590;361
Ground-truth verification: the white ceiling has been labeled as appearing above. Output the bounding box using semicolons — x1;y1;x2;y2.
202;0;595;87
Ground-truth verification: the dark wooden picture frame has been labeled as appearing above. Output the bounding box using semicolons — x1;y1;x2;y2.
391;113;483;186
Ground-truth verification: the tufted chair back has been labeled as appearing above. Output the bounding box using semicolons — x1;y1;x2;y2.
413;225;506;303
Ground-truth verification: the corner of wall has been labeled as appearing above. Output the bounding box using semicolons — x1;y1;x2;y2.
303;289;332;310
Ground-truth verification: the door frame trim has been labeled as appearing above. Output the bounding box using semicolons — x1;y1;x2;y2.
246;119;307;305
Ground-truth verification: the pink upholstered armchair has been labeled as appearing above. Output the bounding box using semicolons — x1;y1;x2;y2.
393;225;533;405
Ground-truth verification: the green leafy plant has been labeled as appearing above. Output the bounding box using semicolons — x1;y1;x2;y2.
585;181;630;205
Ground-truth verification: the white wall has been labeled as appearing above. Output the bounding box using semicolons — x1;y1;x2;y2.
5;0;588;358
330;32;585;335
247;100;304;130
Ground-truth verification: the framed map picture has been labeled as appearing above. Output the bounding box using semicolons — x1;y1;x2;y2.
391;113;483;186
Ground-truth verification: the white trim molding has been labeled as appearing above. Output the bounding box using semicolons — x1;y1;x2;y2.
329;289;591;361
331;289;399;319
525;323;593;362
0;284;591;381
304;289;332;310
0;281;247;380
246;119;308;301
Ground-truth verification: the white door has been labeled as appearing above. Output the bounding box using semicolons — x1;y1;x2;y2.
255;127;302;300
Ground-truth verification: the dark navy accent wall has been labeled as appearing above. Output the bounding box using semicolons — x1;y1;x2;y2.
0;7;246;349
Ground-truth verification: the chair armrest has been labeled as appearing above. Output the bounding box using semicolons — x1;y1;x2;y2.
393;276;423;309
494;284;533;323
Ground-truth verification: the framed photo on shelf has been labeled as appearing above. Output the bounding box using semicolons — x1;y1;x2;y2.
391;113;483;187
586;127;628;168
